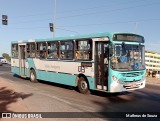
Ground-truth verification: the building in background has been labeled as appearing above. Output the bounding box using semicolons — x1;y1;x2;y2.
145;50;160;77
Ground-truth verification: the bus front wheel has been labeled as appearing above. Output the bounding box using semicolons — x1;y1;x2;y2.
78;77;89;94
30;69;38;83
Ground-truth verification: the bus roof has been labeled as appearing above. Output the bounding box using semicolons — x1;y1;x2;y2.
11;32;143;43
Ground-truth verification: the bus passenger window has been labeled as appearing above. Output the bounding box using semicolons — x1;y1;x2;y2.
47;42;59;59
40;51;46;58
12;44;18;58
36;42;47;59
75;39;92;60
60;41;73;59
26;43;36;58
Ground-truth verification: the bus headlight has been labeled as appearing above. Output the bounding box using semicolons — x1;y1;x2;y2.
112;75;118;81
111;80;119;87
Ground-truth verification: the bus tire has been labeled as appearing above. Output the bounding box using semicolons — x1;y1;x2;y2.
30;69;38;83
78;76;89;94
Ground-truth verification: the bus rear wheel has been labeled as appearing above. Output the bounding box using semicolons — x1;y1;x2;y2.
30;69;38;83
78;77;89;94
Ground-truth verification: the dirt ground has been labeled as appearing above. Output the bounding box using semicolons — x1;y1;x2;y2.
146;77;160;85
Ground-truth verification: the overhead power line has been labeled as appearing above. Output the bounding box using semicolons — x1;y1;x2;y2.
56;1;160;19
2;18;160;30
6;0;156;21
8;0;140;19
3;1;159;25
2;26;79;34
10;18;52;24
55;27;79;34
10;13;52;19
58;18;160;28
56;0;141;14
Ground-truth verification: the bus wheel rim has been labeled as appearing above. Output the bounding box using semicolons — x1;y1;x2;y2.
81;81;87;90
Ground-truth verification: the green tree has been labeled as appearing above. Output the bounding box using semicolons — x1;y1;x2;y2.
2;53;11;62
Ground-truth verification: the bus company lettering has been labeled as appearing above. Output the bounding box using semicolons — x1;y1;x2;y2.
51;65;60;70
45;64;60;70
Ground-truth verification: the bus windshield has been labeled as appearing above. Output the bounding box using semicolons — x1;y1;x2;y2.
111;44;145;71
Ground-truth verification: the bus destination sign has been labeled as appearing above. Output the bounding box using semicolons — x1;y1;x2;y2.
113;34;144;43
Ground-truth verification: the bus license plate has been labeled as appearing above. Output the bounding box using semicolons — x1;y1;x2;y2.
131;84;138;88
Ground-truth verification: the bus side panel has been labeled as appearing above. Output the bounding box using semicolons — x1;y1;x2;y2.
25;58;36;78
26;58;95;88
36;70;76;86
11;58;20;75
87;77;95;90
36;71;95;89
27;58;36;69
11;66;20;75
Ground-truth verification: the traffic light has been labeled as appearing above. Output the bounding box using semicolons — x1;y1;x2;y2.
2;15;8;25
49;23;54;32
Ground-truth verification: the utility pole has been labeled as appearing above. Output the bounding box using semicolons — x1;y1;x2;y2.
53;0;56;37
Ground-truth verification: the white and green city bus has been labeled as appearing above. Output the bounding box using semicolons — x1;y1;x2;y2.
11;32;146;94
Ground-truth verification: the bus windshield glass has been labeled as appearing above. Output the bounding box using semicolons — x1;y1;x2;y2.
111;44;145;71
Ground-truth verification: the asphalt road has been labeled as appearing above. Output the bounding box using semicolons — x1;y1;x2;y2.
0;64;160;121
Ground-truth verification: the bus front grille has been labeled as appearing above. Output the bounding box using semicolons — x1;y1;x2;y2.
121;72;143;77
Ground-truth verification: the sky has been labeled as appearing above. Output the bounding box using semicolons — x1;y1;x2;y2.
0;0;160;56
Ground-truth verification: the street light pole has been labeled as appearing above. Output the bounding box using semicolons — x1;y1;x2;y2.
53;0;56;37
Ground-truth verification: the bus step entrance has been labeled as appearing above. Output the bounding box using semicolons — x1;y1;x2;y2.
97;85;107;90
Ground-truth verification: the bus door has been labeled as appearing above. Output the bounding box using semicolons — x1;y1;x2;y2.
18;44;27;77
95;42;109;91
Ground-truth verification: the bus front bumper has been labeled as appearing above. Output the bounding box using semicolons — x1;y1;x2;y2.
110;78;145;93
